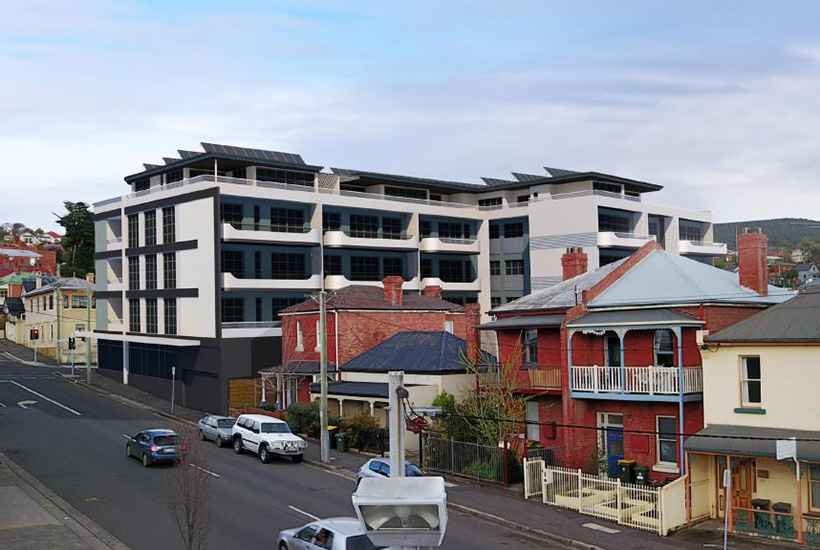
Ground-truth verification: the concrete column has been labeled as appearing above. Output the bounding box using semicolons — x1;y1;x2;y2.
122;340;129;385
338;398;344;417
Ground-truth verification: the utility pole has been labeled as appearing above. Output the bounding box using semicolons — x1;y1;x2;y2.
85;285;91;385
171;366;176;414
56;264;62;365
388;371;406;478
319;290;329;464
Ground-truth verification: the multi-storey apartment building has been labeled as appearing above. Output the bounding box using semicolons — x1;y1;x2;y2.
92;143;726;412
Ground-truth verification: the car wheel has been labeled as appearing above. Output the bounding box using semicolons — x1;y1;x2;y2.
260;445;272;464
200;430;206;441
291;454;303;464
233;437;243;454
216;435;223;447
125;444;132;458
142;453;150;467
279;542;288;550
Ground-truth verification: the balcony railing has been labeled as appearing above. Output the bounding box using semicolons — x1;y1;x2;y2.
571;365;703;395
478;366;561;390
225;222;311;233
222;321;282;329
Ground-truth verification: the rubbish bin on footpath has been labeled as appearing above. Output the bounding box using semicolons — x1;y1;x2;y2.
751;498;772;531
328;426;338;449
633;465;650;485
618;459;636;484
772;502;794;537
336;432;348;453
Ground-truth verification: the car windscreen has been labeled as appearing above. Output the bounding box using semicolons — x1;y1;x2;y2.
260;423;291;434
346;535;385;550
217;419;236;429
405;464;423;477
153;435;179;446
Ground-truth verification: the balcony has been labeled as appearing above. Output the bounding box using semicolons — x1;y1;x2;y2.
678;240;728;256
222;320;282;338
106;236;123;250
597;232;656;249
323;230;419;250
418;236;480;254
324;275;419;291
221;272;322;291
106;278;124;292
570;365;703;401
221;223;321;246
478;366;561;392
421;277;480;292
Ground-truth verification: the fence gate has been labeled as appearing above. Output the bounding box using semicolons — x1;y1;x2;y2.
523;458;543;499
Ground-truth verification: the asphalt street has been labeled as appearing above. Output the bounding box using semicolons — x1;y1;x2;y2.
0;357;567;549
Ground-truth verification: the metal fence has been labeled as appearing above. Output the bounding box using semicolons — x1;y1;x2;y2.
424;437;506;484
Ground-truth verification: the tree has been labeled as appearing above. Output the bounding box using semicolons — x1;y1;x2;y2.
799;238;820;266
166;428;212;550
55;202;94;276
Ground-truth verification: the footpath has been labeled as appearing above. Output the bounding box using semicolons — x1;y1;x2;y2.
0;340;789;550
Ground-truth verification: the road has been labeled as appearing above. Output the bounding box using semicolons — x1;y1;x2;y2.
0;357;567;549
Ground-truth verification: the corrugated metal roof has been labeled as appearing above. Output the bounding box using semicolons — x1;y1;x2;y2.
343;332;470;374
568;308;703;328
685;424;820;461
284;285;462;313
477;314;565;330
308;381;424;399
2;297;24;316
706;288;818;343
23;277;94;297
259;361;337;375
0;249;41;258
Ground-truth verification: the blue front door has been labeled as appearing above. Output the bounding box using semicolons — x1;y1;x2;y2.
606;429;624;478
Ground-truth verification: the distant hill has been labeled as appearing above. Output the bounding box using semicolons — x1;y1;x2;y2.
714;218;820;250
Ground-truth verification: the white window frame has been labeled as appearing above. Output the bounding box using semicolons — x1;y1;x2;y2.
315;319;321;351
296;321;304;351
810;464;820;513
656;416;678;467
525;401;540;442
740;356;762;407
444;319;454;334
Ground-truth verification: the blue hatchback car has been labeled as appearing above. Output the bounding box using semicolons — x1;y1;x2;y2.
125;429;186;467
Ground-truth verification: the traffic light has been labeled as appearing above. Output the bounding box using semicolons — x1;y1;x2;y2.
30;327;39;340
68;337;76;350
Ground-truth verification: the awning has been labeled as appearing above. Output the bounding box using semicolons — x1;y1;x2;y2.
685;424;820;461
476;314;565;330
568;308;703;330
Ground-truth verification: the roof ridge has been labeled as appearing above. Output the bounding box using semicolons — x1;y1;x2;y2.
656;249;712;298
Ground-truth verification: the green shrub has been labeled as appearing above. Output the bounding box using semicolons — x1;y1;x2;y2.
462;461;497;481
285;401;320;437
341;412;381;452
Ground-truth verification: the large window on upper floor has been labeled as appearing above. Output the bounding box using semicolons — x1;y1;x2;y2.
439;222;470;240
128;214;139;248
420;220;432;237
594;182;622;195
164;299;177;335
163;253;176;289
166;169;183;183
134;179;149;192
162;207;175;243
128;257;140;290
272;297;302;320
654;329;674;367
323;212;341;231
220;203;243;226
811;465;820;513
221;297;244;323
271;253;306;279
439;259;473;282
270;208;305;232
648;215;666;247
505;259;524;276
221;250;244;278
489;261;501;276
504;222;524;238
350;215;379;238
256;168;314;187
129;299;140;332
421;259;432;278
383;257;403;277
523;328;538;364
381;217;402;239
598;207;634;233
350;256;380;280
144;210;157;246
145;298;158;334
385;186;427;200
741;356;761;407
323;255;342;276
679;219;704;242
478;197;502;208
489;224;500;239
145;254;157;290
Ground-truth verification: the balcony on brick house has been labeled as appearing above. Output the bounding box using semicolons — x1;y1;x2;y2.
478;364;562;393
566;308;705;402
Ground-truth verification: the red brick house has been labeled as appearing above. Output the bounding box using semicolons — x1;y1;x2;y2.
269;276;480;408
0;235;57;278
479;229;792;482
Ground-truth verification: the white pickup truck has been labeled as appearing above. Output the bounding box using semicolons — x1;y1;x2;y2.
231;414;307;464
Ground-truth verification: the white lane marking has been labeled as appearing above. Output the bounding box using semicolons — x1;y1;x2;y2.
0;401;6;408
8;380;82;416
189;464;221;478
17;400;37;409
582;522;620;534
122;434;132;440
288;505;320;522
445;481;458;488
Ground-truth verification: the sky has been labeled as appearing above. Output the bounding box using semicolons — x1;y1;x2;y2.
2;0;820;231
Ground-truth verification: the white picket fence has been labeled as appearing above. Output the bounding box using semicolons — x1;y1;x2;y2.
523;460;687;536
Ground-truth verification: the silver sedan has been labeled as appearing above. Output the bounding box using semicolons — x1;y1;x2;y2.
197;415;236;447
277;517;384;550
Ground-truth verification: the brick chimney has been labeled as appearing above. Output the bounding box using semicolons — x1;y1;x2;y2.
738;227;768;296
85;272;95;284
382;276;404;306
464;302;481;364
562;247;588;281
423;285;442;300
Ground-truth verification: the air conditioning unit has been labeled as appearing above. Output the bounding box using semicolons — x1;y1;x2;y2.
696;330;709;347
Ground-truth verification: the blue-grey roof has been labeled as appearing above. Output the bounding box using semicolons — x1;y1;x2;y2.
477;314;565;330
568;308;703;329
3;297;24;316
0;249;41;258
706;288;818;343
259;361;337;375
23;277;94;298
343;332;470;374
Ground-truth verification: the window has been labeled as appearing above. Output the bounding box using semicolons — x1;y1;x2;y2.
270;208;305;232
255;297;262;322
233;167;246;180
256;168;314;187
478;197;502;208
134;178;149;192
594;182;622;194
656;416;678;465
323;255;342;276
505;259;524;276
350;256;380;281
271;253;306;279
221;250;244;278
129;299;140;332
128;257;140;290
145;254;157;290
254;251;262;278
296;321;304;351
811;465;820;512
491;297;502;308
49;295;53;309
490;261;501;276
421;259;432;278
504;222;524;238
741;356;762;406
164;253;176;289
63;295;68;308
295;525;318;543
382;257;403;277
524;328;538;364
322;211;341;231
679;219;704;242
420;220;432;237
648;215;665;247
315;319;322;351
517;195;530;203
127;214;139;248
162;207;175;244
439;222;466;240
313;528;333;550
444;319;454;334
384;186;427;200
598;208;633;233
221;298;243;323
526;401;540;442
220;203;243;225
127;342;178;379
349;215;379;238
164;299;177;335
145;299;158;334
654;330;674;367
253;205;261;231
382;217;402;238
271;297;302;320
144;210;157;246
439;259;472;282
489;224;500;239
430;193;442;202
166;169;183;183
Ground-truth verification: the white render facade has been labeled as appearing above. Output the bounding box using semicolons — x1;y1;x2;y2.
91;143;725;412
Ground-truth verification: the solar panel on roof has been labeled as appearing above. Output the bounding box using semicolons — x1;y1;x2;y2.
544;166;579;177
163;157;181;165
511;172;545;182
201;142;305;165
143;163;162;170
481;177;516;187
177;150;201;159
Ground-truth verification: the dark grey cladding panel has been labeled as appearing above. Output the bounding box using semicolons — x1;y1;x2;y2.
530;233;598;250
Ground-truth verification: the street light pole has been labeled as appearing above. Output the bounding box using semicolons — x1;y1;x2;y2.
85;285;91;385
388;371;406;478
319;290;330;464
56;264;62;365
